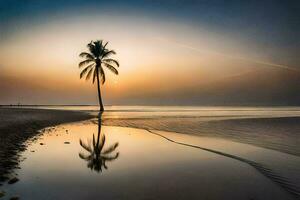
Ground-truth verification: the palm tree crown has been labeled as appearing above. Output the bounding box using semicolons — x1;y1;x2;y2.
79;40;119;84
79;133;119;172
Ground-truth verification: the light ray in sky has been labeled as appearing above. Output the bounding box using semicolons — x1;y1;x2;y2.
156;37;300;72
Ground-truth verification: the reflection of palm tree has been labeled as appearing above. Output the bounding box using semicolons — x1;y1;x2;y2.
79;112;119;172
79;40;119;111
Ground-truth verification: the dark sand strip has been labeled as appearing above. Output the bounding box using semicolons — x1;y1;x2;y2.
146;129;300;199
0;108;94;182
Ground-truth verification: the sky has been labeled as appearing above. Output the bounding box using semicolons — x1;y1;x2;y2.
0;0;299;105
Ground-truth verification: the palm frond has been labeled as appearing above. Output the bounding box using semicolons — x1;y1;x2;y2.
100;42;108;55
92;68;97;84
79;152;92;160
79;59;94;68
102;50;116;58
79;52;94;60
103;63;118;75
102;142;119;154
87;41;96;56
85;68;94;80
102;58;119;67
102;152;119;161
103;162;108;169
80;64;94;79
79;139;92;152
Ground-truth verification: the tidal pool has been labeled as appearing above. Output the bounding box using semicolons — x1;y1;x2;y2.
0;118;296;200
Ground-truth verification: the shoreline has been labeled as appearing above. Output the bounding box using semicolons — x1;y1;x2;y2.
0;108;94;182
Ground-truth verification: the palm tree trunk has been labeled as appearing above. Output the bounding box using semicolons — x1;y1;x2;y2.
96;67;104;111
96;113;102;148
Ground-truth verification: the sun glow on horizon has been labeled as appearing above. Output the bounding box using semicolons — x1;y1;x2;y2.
0;9;298;105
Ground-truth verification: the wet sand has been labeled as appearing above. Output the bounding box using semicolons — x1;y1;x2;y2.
0;108;93;182
102;116;300;156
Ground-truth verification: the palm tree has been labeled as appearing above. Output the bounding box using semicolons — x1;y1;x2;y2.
79;113;119;172
79;40;119;111
79;133;119;172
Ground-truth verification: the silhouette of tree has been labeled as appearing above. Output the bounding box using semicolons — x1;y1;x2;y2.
79;112;119;172
79;40;119;111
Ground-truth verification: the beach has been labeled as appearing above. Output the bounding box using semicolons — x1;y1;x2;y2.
0;107;93;182
0;106;299;199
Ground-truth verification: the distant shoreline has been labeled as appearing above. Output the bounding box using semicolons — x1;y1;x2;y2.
1;104;300;107
1;105;300;113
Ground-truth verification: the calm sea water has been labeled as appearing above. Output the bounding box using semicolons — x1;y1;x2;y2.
12;105;300;119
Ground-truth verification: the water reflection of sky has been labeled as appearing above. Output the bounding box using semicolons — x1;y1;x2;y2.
1;119;295;200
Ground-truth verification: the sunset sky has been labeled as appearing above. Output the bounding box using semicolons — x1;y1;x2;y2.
0;0;299;105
